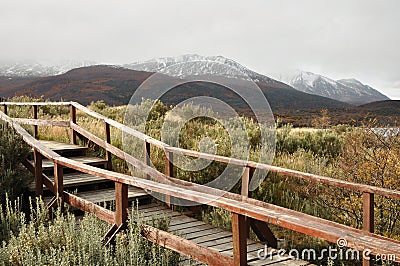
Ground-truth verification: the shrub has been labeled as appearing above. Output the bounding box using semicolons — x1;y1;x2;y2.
0;122;32;205
0;198;180;266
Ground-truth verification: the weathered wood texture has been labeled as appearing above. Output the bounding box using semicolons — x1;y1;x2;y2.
115;182;128;226
33;149;43;196
232;213;248;265
32;105;38;138
70;104;77;144
63;192;114;224
105;122;112;170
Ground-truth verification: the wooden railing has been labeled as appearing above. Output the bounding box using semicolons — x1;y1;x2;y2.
1;101;400;265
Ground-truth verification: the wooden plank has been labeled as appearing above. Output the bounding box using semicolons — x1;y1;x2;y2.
208;241;234;253
197;235;233;247
115;182;128;226
141;224;233;266
63;192;114;224
144;140;151;179
192;231;232;244
179;227;224;240
363;192;374;266
2;104;7;115
169;221;206;231
33;156;107;169
175;224;216;235
1;101;71;106
28;172;110;191
70;187;147;204
54;162;64;206
169;215;199;225
105;122;112;170
164;151;173;207
34;149;43;196
32;105;38;138
232;212;247;265
70;104;77;144
38;140;87;153
363;192;374;233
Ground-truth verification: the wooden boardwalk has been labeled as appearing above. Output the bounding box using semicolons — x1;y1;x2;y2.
2;101;400;266
28;140;311;265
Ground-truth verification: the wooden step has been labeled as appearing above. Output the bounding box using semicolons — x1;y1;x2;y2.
44;187;149;206
28;173;111;191
29;156;108;171
76;187;149;204
37;140;88;154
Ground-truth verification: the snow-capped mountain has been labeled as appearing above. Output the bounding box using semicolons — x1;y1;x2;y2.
124;54;278;84
0;60;97;77
290;71;390;105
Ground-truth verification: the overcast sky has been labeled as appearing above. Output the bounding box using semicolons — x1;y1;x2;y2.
1;0;399;99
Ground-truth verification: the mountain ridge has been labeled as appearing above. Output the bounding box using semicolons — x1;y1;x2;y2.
290;71;389;105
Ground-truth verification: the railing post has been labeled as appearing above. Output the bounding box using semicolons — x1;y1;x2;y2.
232;212;247;266
32;105;38;138
34;149;43;196
54;162;64;206
70;104;77;144
2;104;7;115
363;192;374;266
144;140;151;179
105;121;112;170
115;182;128;226
241;166;254;198
241;166;253;238
165;150;173;207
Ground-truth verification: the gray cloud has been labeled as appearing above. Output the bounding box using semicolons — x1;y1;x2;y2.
0;0;399;98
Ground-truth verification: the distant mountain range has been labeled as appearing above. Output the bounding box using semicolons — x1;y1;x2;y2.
0;65;350;111
290;71;389;105
124;54;278;84
0;55;390;106
0;55;397;125
0;60;96;77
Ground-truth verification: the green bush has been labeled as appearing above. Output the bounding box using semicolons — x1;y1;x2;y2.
0;122;32;205
276;124;344;158
0;198;180;266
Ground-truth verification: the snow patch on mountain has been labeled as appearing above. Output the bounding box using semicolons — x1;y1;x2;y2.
0;60;97;77
290;71;390;105
124;54;279;84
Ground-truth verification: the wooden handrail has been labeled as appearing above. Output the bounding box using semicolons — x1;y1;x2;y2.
0;101;71;106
